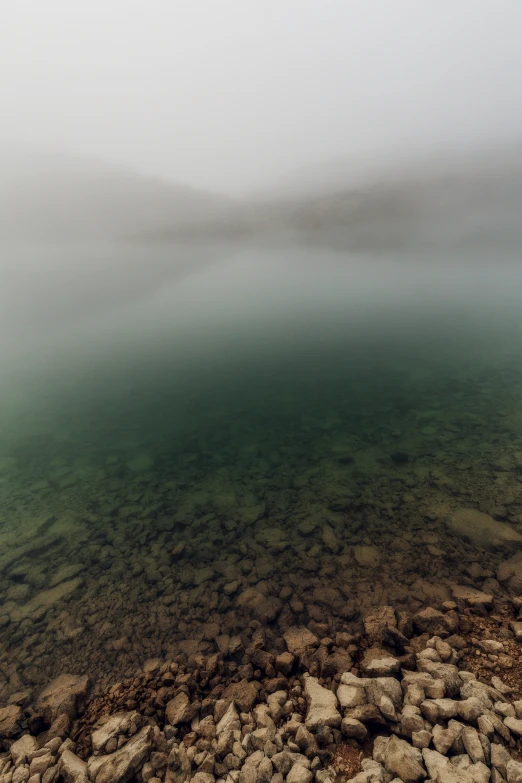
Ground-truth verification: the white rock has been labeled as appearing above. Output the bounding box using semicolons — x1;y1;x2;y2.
88;726;152;783
341;718;368;742
59;750;89;783
495;702;515;719
337;684;367;709
505;717;522;737
91;712;139;755
450;753;471;770
12;766;31;783
383;735;425;783
303;678;341;730
422;748;450;780
400;705;425;736
432;724;455;755
421;698;459;721
461;727;485;764
507;758;522;783
412;730;432;749
458;698;486;723
286;764;312;783
10;737;39;767
216;703;241;736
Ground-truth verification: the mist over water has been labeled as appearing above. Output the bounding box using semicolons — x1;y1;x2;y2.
4;242;522;460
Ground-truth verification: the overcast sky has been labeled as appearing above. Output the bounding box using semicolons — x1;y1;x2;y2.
1;0;521;194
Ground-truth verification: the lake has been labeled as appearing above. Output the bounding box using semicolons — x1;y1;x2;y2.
1;240;522;694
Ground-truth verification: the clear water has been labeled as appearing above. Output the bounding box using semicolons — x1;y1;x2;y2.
1;241;522;695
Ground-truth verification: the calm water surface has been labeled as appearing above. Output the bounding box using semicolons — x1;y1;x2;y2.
1;242;522;692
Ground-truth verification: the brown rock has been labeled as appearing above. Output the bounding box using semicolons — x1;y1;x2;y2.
283;627;318;654
321;649;353;678
413;607;453;637
47;713;70;740
360;649;400;678
222;680;258;712
275;652;295;676
364;606;397;645
165;693;193;726
250;649;274;673
37;674;90;725
0;704;24;738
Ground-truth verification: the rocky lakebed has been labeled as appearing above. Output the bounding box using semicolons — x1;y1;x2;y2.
2;331;522;781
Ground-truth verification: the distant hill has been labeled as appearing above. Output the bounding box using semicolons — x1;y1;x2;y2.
142;146;522;255
0;149;238;336
0;149;233;241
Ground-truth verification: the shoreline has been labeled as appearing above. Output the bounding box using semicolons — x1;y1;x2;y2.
3;594;522;782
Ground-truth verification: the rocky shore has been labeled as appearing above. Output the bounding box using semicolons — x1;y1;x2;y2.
3;593;522;783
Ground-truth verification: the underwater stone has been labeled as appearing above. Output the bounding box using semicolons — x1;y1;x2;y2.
126;454;154;472
448;508;522;550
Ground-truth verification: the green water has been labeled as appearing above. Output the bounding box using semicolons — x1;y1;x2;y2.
1;244;522;694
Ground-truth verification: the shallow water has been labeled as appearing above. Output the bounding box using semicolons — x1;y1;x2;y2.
1;242;522;694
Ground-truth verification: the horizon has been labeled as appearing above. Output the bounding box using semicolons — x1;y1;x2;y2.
2;135;522;202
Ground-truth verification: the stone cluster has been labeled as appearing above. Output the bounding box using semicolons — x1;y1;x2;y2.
2;598;522;783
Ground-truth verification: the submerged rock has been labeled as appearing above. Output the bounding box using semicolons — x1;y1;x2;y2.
37;674;90;725
447;508;522;550
126;454;154;472
283;627;319;654
0;704;24;739
497;553;522;593
48;563;84;588
9;579;83;623
353;545;381;568
451;585;494;607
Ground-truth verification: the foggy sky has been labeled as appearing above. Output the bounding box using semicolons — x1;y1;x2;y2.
2;1;522;195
